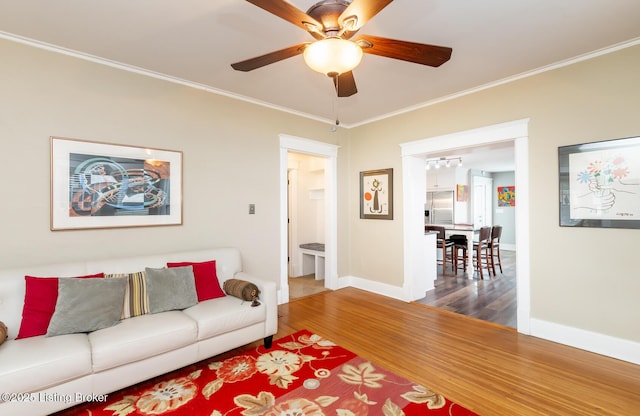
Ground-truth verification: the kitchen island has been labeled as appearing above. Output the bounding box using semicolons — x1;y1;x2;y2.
426;223;477;278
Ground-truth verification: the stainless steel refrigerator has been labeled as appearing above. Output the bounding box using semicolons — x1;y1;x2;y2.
425;191;454;224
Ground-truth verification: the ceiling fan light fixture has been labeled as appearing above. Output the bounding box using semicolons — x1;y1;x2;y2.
303;37;363;76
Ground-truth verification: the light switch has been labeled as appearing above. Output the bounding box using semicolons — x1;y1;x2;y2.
249;204;255;214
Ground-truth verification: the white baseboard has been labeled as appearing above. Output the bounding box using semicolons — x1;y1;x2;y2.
337;277;640;365
338;275;407;301
530;318;640;365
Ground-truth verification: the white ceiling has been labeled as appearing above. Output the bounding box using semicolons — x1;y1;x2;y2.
2;0;640;128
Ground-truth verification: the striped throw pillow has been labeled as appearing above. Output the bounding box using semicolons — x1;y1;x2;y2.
105;272;149;319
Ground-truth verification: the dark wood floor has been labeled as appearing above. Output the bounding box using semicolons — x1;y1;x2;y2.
289;249;517;328
273;288;640;415
416;248;517;328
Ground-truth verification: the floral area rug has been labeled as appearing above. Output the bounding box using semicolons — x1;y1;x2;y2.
60;330;477;415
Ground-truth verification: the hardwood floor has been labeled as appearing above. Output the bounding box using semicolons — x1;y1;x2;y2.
269;288;640;415
416;249;517;328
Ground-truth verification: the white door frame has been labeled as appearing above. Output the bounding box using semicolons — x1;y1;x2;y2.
279;134;339;304
400;119;531;334
287;167;298;277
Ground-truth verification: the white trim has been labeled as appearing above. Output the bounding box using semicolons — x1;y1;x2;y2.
287;167;299;277
338;275;407;302
400;119;529;156
402;154;435;301
280;135;339;158
513;135;531;333
400;119;531;333
0;31;334;126
350;37;640;128
279;135;339;304
530;319;640;365
3;31;638;129
339;276;640;366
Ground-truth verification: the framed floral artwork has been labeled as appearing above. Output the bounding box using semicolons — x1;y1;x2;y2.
360;168;393;220
51;136;183;230
558;135;640;228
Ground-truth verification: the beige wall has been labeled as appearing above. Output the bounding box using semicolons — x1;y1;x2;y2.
2;37;639;348
0;38;343;285
347;45;640;342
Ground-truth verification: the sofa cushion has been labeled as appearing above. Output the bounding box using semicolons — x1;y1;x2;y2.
105;271;149;318
47;277;127;337
182;296;266;341
16;273;104;339
167;260;225;301
0;334;91;394
145;267;198;313
88;311;198;372
223;278;260;302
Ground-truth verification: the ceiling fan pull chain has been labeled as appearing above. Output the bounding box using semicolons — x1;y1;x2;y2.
334;75;340;126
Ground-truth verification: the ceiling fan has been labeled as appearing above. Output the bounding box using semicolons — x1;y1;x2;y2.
231;0;452;97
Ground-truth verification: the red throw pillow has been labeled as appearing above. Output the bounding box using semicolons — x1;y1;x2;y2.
166;260;225;301
16;273;104;339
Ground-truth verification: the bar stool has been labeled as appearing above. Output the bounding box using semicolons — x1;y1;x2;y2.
473;226;492;279
426;225;454;274
489;225;503;275
451;234;468;274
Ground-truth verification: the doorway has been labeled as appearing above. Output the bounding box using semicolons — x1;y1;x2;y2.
287;152;329;299
422;150;512;327
401;119;531;334
473;175;493;227
279;134;339;305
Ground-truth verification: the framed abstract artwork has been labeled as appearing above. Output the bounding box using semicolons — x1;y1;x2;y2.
456;184;469;202
497;186;515;207
50;137;183;230
558;135;640;228
360;168;393;220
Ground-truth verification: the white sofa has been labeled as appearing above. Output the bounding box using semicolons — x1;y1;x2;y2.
0;247;277;415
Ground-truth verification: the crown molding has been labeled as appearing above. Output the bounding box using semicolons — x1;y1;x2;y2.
2;31;638;129
349;37;640;128
0;31;335;126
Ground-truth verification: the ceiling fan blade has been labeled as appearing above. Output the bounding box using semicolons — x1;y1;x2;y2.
231;43;306;71
339;0;393;38
333;71;358;97
355;34;452;67
245;0;324;35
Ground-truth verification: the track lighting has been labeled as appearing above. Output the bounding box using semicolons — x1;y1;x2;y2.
425;156;463;170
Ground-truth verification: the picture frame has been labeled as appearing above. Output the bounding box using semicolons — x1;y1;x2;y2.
497;186;515;207
456;184;469;202
50;136;183;231
558;135;640;229
360;168;393;220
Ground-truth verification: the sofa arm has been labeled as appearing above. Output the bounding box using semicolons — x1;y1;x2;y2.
232;272;278;337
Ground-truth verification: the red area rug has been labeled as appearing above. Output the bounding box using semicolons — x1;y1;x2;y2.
60;330;477;415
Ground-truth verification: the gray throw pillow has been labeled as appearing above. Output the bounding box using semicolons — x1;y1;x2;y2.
47;277;126;337
145;266;198;313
